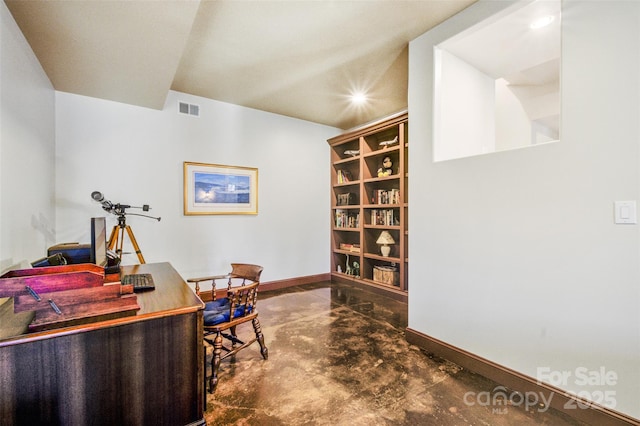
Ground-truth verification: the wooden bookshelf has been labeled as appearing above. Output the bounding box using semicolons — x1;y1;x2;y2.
328;111;408;297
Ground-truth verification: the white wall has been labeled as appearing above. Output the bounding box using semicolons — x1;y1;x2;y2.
434;48;495;161
0;2;56;272
494;77;531;150
55;90;337;284
409;0;639;419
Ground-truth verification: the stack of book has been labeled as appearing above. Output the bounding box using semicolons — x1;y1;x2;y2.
339;243;361;253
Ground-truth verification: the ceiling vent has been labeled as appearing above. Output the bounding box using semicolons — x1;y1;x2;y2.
178;101;200;117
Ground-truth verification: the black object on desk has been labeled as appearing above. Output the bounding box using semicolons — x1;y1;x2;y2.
31;252;67;268
122;273;155;292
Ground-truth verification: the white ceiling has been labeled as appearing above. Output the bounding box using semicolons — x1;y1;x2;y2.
440;0;560;82
5;0;476;130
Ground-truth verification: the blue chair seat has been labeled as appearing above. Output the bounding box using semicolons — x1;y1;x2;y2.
204;298;228;310
203;300;253;326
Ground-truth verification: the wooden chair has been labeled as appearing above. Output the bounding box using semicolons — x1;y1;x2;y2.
187;263;267;393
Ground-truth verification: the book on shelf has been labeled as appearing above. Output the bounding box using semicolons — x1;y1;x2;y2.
335;209;359;228
371;188;399;205
337;170;352;184
370;209;398;226
339;243;361;253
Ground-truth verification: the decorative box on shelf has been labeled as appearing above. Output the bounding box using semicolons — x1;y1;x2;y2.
373;265;398;286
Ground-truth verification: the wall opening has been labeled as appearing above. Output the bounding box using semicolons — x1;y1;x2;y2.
433;0;561;161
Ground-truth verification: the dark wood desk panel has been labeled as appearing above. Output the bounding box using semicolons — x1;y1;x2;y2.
0;262;205;426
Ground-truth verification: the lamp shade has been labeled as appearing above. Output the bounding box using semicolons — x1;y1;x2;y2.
376;231;395;245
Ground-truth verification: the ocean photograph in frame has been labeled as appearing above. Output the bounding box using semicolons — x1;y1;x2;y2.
183;161;258;215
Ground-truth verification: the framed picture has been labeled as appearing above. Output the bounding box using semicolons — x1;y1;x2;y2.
183;161;258;215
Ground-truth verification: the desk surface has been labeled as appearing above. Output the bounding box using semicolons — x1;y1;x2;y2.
121;262;204;315
1;262;204;347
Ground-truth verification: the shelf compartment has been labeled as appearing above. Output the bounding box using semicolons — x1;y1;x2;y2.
361;258;400;287
364;228;401;259
333;188;360;207
363;207;400;227
362;150;401;180
333;206;360;228
332;252;362;278
363;180;400;205
333;161;360;185
331;138;360;162
333;231;361;253
362;126;401;155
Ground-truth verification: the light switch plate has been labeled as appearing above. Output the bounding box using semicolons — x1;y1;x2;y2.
614;201;637;224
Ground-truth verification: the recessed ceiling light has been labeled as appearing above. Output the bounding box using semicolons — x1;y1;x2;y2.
351;92;367;105
530;15;555;29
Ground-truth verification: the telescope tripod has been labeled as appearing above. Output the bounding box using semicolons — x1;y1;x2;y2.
108;214;146;264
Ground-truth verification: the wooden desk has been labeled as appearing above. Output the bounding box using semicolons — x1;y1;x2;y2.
0;262;205;426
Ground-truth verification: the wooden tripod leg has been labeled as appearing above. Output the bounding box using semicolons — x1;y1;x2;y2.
107;225;119;251
125;225;146;264
108;225;125;258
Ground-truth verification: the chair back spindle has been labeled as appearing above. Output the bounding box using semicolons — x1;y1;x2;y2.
227;281;259;320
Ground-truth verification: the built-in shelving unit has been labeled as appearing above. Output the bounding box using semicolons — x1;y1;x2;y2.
328;111;408;298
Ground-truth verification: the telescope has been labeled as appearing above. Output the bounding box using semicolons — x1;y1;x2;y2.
91;191;160;221
91;191;161;264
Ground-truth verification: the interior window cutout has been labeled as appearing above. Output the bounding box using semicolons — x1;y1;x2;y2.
433;0;561;161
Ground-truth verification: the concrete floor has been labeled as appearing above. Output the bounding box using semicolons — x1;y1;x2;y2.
203;281;586;425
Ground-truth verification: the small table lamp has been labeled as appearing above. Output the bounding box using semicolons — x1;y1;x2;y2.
376;231;395;257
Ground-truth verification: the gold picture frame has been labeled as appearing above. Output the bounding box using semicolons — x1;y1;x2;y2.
183;161;258;215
